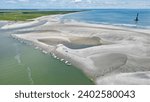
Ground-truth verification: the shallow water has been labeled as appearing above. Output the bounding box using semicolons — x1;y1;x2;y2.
38;37;101;49
63;43;98;49
0;27;93;85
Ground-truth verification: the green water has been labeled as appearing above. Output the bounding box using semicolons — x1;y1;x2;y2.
0;29;93;85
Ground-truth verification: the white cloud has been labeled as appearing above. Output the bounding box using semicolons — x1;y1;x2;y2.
18;0;29;3
2;0;150;9
86;0;92;3
6;0;17;4
6;0;30;4
72;0;82;3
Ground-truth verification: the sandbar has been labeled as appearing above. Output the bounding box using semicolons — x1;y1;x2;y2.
9;14;150;85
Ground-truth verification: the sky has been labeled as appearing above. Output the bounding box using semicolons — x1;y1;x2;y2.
0;0;150;9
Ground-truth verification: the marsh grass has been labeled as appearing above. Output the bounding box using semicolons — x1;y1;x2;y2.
0;10;78;21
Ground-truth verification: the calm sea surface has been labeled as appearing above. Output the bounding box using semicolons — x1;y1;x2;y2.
62;9;150;28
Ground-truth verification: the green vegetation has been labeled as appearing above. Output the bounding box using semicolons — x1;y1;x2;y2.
0;10;78;21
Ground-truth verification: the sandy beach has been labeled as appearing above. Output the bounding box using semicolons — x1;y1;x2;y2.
6;14;150;85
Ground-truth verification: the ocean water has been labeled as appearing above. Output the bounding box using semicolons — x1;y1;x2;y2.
62;9;150;28
0;28;93;85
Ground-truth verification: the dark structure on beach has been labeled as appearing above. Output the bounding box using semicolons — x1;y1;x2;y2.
135;13;139;22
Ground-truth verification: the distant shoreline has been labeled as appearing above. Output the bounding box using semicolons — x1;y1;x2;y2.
0;10;80;21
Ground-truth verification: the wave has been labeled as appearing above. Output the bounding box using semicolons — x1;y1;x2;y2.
110;23;150;29
87;21;150;29
61;18;150;29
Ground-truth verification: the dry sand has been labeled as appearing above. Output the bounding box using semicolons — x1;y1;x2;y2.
8;14;150;85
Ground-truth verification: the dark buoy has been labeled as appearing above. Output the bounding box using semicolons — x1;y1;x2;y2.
135;13;139;22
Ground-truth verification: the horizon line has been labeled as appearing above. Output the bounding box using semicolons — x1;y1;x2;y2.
0;8;150;10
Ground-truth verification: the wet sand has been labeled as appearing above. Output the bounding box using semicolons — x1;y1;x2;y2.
38;36;101;49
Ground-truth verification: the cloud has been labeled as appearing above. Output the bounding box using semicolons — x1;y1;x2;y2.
71;0;92;4
6;0;17;4
6;0;30;4
18;0;29;3
2;0;150;9
72;0;82;3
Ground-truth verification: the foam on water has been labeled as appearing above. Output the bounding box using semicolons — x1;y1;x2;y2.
27;67;34;85
14;54;21;64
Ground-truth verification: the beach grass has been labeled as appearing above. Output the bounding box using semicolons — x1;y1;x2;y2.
0;10;78;21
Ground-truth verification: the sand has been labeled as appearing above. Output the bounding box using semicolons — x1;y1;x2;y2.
96;71;150;85
9;14;150;85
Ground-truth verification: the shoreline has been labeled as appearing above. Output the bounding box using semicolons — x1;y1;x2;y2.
9;14;150;85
